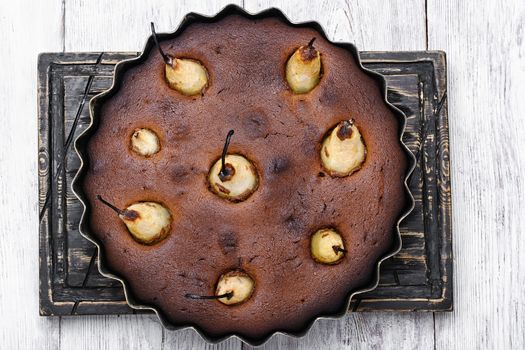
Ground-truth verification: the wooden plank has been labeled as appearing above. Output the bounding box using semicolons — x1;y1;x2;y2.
60;315;163;350
64;0;242;51
0;0;63;349
243;0;426;50
241;1;434;349
245;314;435;350
62;3;243;349
428;1;525;349
162;329;243;350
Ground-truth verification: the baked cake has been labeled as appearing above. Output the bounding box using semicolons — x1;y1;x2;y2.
82;14;408;340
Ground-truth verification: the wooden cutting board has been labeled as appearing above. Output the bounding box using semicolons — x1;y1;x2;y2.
38;51;452;315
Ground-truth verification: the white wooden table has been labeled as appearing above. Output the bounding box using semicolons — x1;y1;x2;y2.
1;0;524;349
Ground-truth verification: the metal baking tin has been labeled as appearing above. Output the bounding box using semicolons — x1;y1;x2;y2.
72;4;416;346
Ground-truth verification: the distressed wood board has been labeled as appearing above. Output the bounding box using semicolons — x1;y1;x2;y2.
38;50;451;316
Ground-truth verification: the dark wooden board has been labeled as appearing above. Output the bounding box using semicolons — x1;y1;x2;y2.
38;51;452;316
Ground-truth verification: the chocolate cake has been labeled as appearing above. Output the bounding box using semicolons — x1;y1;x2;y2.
82;14;408;340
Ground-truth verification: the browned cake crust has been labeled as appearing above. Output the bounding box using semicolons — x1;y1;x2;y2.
83;15;407;339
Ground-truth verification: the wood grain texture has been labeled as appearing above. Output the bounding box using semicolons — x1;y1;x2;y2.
0;0;63;349
60;315;163;350
162;329;242;350
64;0;242;51
245;314;434;350
2;0;523;348
427;1;525;349
243;0;426;50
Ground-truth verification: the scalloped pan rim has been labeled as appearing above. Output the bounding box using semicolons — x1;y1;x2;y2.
71;4;416;347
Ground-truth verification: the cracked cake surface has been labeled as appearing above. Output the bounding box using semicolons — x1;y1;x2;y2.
83;14;407;340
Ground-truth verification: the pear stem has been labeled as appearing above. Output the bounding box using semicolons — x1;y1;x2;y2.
333;245;347;254
219;129;235;180
308;37;316;48
96;195;124;215
184;292;234;300
150;22;173;66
